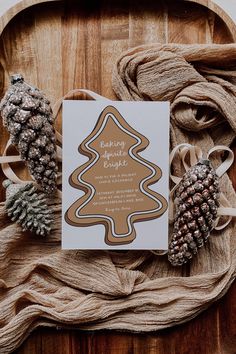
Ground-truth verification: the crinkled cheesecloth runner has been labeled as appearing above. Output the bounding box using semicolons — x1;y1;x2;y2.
0;43;236;353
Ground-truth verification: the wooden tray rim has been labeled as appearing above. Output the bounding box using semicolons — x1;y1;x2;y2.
0;0;236;41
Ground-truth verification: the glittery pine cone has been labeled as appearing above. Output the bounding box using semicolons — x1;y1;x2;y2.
0;74;58;194
168;159;220;266
3;179;53;236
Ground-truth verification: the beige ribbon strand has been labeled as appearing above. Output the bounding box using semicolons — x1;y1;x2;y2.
207;145;234;178
0;139;31;184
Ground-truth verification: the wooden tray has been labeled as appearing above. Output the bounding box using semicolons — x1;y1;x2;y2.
0;1;235;353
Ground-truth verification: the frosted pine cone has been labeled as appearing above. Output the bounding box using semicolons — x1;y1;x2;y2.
0;74;58;194
168;159;220;266
3;179;53;236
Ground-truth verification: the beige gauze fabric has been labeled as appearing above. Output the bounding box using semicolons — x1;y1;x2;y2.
1;43;236;353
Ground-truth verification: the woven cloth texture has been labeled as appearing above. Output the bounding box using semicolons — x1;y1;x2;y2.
0;43;236;353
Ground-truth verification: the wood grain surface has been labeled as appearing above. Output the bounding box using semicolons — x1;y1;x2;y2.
0;0;235;353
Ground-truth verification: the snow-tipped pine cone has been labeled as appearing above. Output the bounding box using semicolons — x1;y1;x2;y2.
0;74;58;194
168;159;220;266
3;179;53;236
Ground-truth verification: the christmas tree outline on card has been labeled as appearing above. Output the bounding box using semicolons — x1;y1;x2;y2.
65;105;168;245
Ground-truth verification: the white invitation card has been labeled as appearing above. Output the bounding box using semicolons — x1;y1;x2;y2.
62;101;169;250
